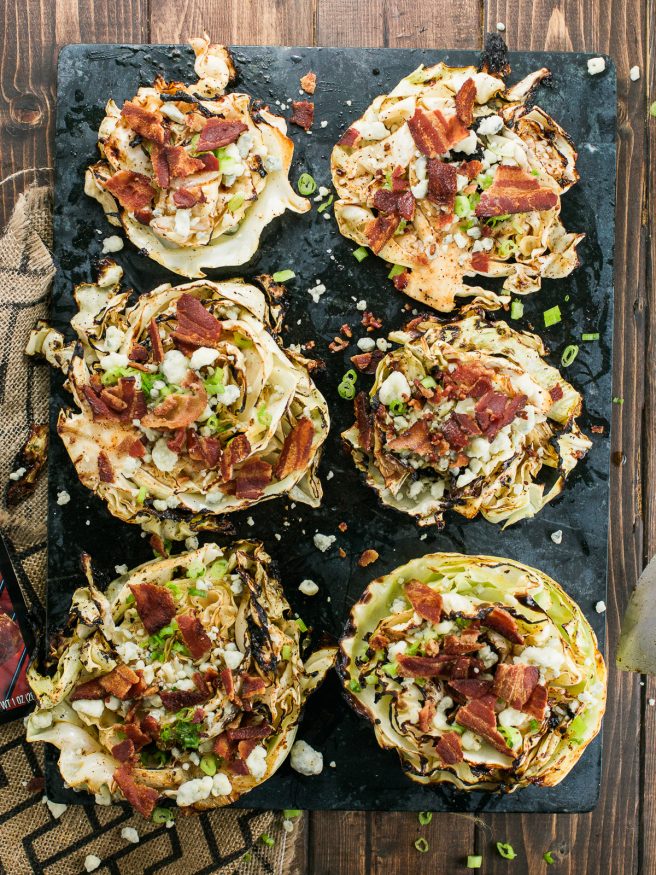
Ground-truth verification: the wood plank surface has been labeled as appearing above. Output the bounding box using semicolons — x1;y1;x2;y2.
0;1;650;872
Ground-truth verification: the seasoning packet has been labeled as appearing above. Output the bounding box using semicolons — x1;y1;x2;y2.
0;532;35;722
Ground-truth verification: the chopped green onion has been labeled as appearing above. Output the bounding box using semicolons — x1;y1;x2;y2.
650;101;656;118
261;834;275;847
561;344;579;367
281;644;292;660
352;246;369;262
317;194;334;213
582;332;600;341
531;168;541;177
486;213;511;227
296;617;308;633
395;219;407;235
406;642;421;656
188;133;201;152
382;170;393;190
186;560;205;579
499;725;522;749
544;851;555;865
125;593;135;605
450;722;466;735
297;173;317;195
365;673;377;686
421;376;437;389
414;838;429;854
188;587;207;598
172;641;190;655
497;239;517;259
510;300;524;320
205;414;228;434
349;679;362;692
242;853;253;863
455;617;469;629
528;718;540;733
338;380;356;400
283;809;302;819
216;147;241;176
454;194;471;218
496;842;517;860
543;305;562;327
152;806;175;824
227;193;245;212
382;662;398;677
272;269;295;283
418;811;432;825
479;173;494;189
165;581;182;598
613;396;624;405
208;559;228;579
257;404;272;427
388;399;407;416
343;369;357;384
136;486;148;505
467;856;483;869
388;263;405;279
200;754;217;776
203;368;225;397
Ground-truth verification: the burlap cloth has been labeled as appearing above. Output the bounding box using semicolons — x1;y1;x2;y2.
0;186;293;875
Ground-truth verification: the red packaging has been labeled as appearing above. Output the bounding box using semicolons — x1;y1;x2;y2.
0;534;35;722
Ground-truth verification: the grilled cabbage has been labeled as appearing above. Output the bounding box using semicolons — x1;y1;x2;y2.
339;552;606;791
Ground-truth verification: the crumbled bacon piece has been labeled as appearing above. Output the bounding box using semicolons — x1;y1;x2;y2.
329;336;349;353
391;166;410;191
405;580;443;624
274;418;315;480
407;108;469;158
173;187;205;208
354;391;374;453
448;679;493;700
221;434;251;482
187;431;221;468
337;127;360;147
113;763;159;819
442;627;481;655
476;164;558;217
171;293;222;351
358;549;379;567
365;214;398;254
549;384;564;401
101;664;141;699
163;145;206;179
456;695;511;755
481;606;524;644
417;700;436;733
241;674;267;698
426;159;457;210
392;269;410;290
386;420;434;456
440;415;470;452
221;667;235;700
166;428;187;454
148;318;164;363
129;582;176;634
124;722;151;750
149;534;169;558
361;311;382;331
128;344;149;363
396;655;445;677
338;547;347;559
177;613;212;660
198;152;220;171
435;730;463;764
101;377;147;423
459;159;483;181
69;678;105;701
97;451;115;483
290;101;314;131
300;71;317;94
340;323;353;338
493;663;540;708
475;390;527;440
160;687;209;712
233;457;273;499
226;722;272;742
197;118;248;151
142;379;207;431
351;351;384;374
591;425;604;434
523;683;548;720
121;101;166;144
372;188;415;220
103;170;156;212
112;739;136;763
454;78;476;127
141;716;160;739
471;252;491;272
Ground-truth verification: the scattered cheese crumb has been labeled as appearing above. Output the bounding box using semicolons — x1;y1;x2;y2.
247;516;254;526
320;120;328;128
308;283;327;304
121;827;140;844
326;470;334;480
357;337;376;352
649;698;655;706
9;467;26;481
630;65;640;81
44;797;67;819
101;235;124;254
346;99;352;106
185;535;199;550
355;299;367;311
587;57;606;76
299;579;319;596
282;819;294;833
56;490;71;506
496;21;505;31
114;564;128;575
551;530;563;545
595;600;606;614
290;740;323;775
84;856;101;873
313;533;336;552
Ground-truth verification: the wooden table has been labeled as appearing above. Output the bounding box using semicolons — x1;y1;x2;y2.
1;1;651;872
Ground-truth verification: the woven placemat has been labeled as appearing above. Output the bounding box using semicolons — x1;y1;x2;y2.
0;185;291;875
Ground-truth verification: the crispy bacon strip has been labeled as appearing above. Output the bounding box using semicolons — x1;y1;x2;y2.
103;377;148;423
441;361;495;401
221;433;251;482
241;674;267;698
160;687;209;711
481;606;524;644
171;293;222;350
442;628;481;655
103;170;156;212
197;118;248;151
523;683;548;720
97;451;115;483
426;160;457;210
226;722;272;742
173;187;204;208
435;730;464;765
129;582;176;634
177;613;212;660
459;159;483;181
353;391;374;453
475;391;527;441
448;679;493;699
396;654;445;678
121;101;166;144
149;318;164;363
290;100;314;131
300;71;317;94
471;252;491;272
101;664;141;699
476;164;559;217
456;695;511;755
112;739;135;763
198;152;220;172
113;763;159;819
69;678;105;701
124;722;151;750
274;418;315;480
365;214;398;254
417;700;436;733
407;108;469;158
454;78;476;127
372;188;415;220
351;351;384;374
221;667;236;700
337;127;360;148
141;377;207;431
233;457;273;500
493;663;540;708
165;145;206;179
187;431;221;468
386;420;433;456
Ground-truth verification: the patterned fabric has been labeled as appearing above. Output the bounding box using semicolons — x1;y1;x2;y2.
0;186;289;874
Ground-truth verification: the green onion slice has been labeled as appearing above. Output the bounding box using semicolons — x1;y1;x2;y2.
353;246;369;262
317;194;334;213
272;269;295;283
418;811;432;825
283;809;302;819
544;851;555;864
414;838;429;853
200;754;217;776
152;806;175;824
612;396;624;405
297;173;317;195
338;380;356;400
388;263;405;279
261;834;275;847
342;369;357;384
543;305;562;327
496;842;517;860
582;332;600;341
227;193;245;212
467;856;483;869
420;376;437;389
296;617;308;633
510;300;524;320
561;344;579;367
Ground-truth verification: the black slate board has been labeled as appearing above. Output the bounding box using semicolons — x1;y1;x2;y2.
47;44;616;813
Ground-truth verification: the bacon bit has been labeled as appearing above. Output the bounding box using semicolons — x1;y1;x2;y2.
129;582;176;634
481;606;524;644
351;350;384;374
150;534;169;558
173;187;205;208
417;700;436;733
192;707;205;724
241;674;267;698
113;763;159;819
405;580;443;624
25;776;46;794
129;344;149;363
338;521;348;533
456;695;511;755
103;170;156;212
83;384;119;420
171;293;222;350
442;362;495;401
392;269;410;290
164;145;206;179
290;100;314;131
358;549;379;567
448;679;493;699
337;126;360;147
476;164;559;217
397;654;445;677
123;722;152;751
226;722;272;742
274;418;315;480
98;664;141;699
197;118;248;151
442;628;481;655
121;101;166;144
338;547;347;559
471;251;491;272
135;207;153;225
302;340;316;352
105;378;147;423
188;431;221;468
493;663;540;709
112;739;136;763
391;166;410;191
407;108;469;158
386;420;433;456
475;390;527;440
141;716;160;739
165;428;186;454
455;78;476;127
142;376;208;431
69;678;105;701
372;188;416;220
160;687;209;712
221;668;235;700
459;159;484;181
435;730;464;764
198;152;220;172
426;160;457;210
233;457;273;499
177;613;212;660
365;214;398;254
340;323;353;338
300;71;317;94
221;434;251;482
150;144;171;188
97;451;115;483
549;384;564;401
146;319;164;364
591;425;604;434
329;336;349;353
523;683;548;720
354;391;374;453
361;311;383;331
